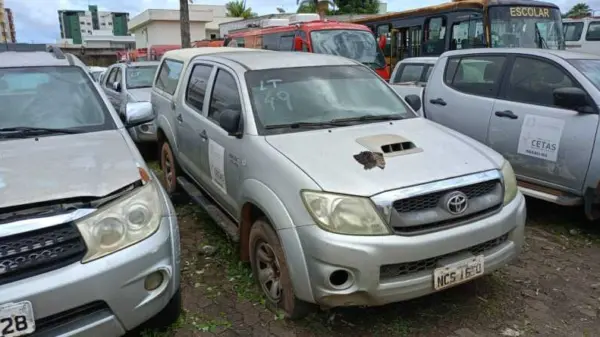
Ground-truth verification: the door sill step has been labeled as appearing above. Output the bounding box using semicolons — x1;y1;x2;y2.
517;182;582;206
177;176;240;242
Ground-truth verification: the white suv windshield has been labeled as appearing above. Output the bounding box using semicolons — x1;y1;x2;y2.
246;65;414;134
0;66;114;132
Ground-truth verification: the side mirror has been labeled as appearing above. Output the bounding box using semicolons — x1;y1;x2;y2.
553;87;594;113
219;109;242;138
378;35;387;50
405;94;422;112
293;36;304;51
113;81;121;92
125;102;154;127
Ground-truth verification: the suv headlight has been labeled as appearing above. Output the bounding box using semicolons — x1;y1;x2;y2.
301;190;391;235
77;180;163;262
501;161;518;205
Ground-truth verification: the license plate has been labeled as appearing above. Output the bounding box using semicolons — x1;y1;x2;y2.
433;255;484;291
0;301;35;337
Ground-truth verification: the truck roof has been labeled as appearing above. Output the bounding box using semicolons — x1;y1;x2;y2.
441;48;600;60
162;47;267;63
207;50;358;70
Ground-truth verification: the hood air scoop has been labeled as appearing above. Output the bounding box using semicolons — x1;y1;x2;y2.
356;134;423;157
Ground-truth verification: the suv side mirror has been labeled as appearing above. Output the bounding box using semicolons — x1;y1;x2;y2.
553;87;595;113
113;81;121;92
219;109;242;138
405;94;422;112
125;102;154;127
293;36;304;51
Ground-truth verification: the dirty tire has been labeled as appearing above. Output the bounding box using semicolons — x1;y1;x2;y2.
159;140;180;195
249;218;315;320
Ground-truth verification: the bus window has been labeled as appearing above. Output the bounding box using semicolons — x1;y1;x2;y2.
488;6;564;49
279;34;294;51
263;33;279;50
424;17;446;55
586;22;600;41
450;18;485;50
377;24;392;57
564;22;584;41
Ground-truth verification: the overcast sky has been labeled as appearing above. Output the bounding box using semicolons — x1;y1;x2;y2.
4;0;595;43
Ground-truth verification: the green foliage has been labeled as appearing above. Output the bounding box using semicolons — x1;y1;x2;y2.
226;0;257;19
566;3;591;18
296;0;380;15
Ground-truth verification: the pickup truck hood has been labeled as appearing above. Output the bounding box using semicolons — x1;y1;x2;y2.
128;88;152;102
265;118;500;196
0;130;141;209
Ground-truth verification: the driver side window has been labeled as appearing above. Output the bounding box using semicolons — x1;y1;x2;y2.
105;67;118;88
207;69;242;129
505;57;576;107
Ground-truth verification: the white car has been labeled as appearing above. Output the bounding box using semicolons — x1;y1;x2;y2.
89;66;107;82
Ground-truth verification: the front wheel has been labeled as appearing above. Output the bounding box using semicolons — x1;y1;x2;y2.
159;140;179;195
249;218;315;320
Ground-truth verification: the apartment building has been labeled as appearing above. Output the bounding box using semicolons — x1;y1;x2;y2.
0;0;16;43
58;4;130;45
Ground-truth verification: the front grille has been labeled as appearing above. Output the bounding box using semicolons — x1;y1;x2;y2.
0;223;87;285
380;233;509;281
33;301;109;336
393;180;498;213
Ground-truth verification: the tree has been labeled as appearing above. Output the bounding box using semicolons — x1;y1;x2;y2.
180;0;192;48
297;0;333;18
226;0;257;19
566;3;591;18
334;0;380;15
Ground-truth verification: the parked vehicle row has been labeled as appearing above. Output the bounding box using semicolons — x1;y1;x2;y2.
391;48;600;220
0;45;181;336
151;47;525;319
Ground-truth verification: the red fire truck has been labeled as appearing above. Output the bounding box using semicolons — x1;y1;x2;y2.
222;13;390;80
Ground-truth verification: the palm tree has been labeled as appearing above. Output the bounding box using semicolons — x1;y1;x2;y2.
226;0;257;19
566;3;592;18
180;0;192;48
297;0;333;18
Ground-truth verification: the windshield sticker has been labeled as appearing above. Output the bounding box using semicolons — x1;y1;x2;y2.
517;114;565;162
509;7;551;18
264;90;292;111
208;140;227;194
260;79;282;91
354;151;386;170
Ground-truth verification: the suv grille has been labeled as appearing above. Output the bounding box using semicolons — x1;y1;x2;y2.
380;233;509;281
390;179;502;235
0;223;86;285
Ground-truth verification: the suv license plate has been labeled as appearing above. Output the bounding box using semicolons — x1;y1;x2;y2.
433;255;484;291
0;301;35;337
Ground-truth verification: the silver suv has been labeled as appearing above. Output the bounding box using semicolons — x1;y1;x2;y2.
0;45;181;336
101;61;160;143
153;47;525;319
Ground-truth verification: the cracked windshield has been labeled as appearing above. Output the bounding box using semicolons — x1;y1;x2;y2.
5;0;600;336
310;29;386;69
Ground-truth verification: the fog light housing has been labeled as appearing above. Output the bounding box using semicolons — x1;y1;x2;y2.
144;271;164;291
140;124;150;132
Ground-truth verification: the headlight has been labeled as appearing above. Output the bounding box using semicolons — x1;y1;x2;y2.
77;180;163;262
301;190;391;235
501;161;518;205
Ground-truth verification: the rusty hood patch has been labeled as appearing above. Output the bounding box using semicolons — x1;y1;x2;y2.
0;130;141;209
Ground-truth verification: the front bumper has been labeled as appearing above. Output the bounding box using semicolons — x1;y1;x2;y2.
129;122;157;143
295;192;526;307
0;214;180;337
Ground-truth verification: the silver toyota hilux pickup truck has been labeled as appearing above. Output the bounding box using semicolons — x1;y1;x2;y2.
0;45;181;336
153;47;526;319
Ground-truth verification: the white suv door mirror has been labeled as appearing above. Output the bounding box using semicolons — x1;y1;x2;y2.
125;102;154;127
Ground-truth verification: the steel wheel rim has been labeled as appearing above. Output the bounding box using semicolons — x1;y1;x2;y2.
255;241;282;302
161;145;175;190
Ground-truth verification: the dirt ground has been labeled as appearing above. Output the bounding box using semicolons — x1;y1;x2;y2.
143;158;600;337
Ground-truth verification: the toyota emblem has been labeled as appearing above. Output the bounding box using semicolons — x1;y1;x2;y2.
445;191;468;215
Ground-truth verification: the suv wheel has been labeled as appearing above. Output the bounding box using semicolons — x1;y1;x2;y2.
249;218;315;320
160;140;179;194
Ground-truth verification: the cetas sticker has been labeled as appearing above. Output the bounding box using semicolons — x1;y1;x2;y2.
517;114;565;162
208;140;227;194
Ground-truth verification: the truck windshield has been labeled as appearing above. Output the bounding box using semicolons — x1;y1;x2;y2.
310;29;387;70
0;66;114;133
488;6;564;49
245;65;414;134
126;65;158;89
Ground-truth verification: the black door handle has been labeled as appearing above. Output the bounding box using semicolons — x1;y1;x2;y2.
176;114;183;122
495;110;518;119
429;98;447;106
199;130;208;140
170;101;176;111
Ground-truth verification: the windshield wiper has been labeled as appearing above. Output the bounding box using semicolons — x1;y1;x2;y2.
534;23;548;49
330;114;403;123
0;126;82;137
264;121;339;130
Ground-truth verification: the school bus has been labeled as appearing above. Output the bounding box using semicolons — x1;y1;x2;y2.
223;13;390;80
352;0;565;72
